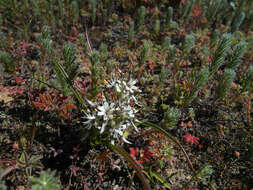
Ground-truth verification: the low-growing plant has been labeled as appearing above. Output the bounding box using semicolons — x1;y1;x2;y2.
70;0;79;24
185;68;209;105
154;19;160;37
181;0;196;23
231;11;245;32
90;0;96;24
183;34;195;54
128;21;135;47
215;69;236;100
241;65;253;92
30;169;60;190
0;51;15;73
140;40;151;64
210;29;220;49
209;33;232;77
162;36;171;51
162;107;181;129
226;41;247;70
164;6;173;31
207;0;222;24
137;6;146;33
182;165;214;189
2;0;253;189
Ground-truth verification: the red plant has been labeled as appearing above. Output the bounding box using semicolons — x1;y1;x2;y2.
10;40;32;57
148;61;155;73
33;93;53;111
33;92;76;117
129;147;143;164
183;133;199;145
129;146;154;165
143;146;154;162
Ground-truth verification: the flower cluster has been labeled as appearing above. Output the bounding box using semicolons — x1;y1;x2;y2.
82;78;141;145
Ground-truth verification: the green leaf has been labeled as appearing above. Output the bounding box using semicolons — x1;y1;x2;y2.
149;169;171;189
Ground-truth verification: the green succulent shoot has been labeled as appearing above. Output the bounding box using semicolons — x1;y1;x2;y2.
210;29;220;49
241;65;253;92
209;33;232;77
91;0;96;24
215;69;236;100
231;11;245;32
226;41;247;70
162;36;171;51
164;6;173;31
163;107;181;129
89;50;101;97
128;21;135;47
182;0;196;23
208;0;222;23
140;40;151;64
0;51;15;73
154;19;160;36
185;68;209;105
137;6;145;32
30;169;60;190
62;42;79;81
183;34;195;54
70;0;79;23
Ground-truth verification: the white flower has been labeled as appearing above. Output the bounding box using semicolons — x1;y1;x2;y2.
123;79;140;93
97;101;115;133
99;121;107;134
106;79;123;93
83;112;96;120
97;101;115;120
82;77;141;144
110;123;132;144
82;111;96;129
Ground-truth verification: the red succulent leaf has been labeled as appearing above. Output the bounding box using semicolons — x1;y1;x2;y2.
183;133;199;145
136;160;144;164
129;147;138;158
69;36;78;42
39;93;48;105
143;146;154;162
33;101;45;109
148;61;155;72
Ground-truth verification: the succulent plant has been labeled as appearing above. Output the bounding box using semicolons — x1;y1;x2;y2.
215;69;236;100
128;21;135;47
185;68;209;105
30;170;60;190
163;107;181;129
231;11;245;32
209;33;232;77
164;6;173;31
226;41;247;70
